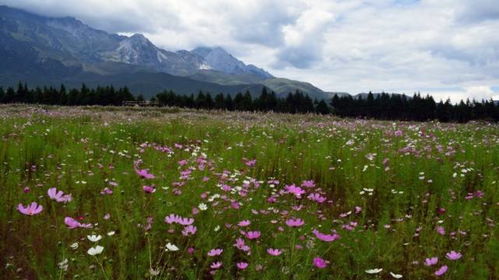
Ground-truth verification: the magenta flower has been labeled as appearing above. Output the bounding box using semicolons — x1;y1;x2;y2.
236;262;248;270
17;202;43;215
313;257;328;268
307;193;327;203
142;185;156;194
210;261;222;269
207;248;223;256
182;225;197;236
424;257;438;266
164;214;194;225
446;251;462;260
312;229;340;242
267;248;282;256
234;238;251;252
285;218;305;227
301;180;316;188
135;168;155;179
434;265;448;276
245;231;261;240
436;226;445;235
64;217;92;229
244;159;256;167
238;220;251;227
47;188;72;203
285;184;306;198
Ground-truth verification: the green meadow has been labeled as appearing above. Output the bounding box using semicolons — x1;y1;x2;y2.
1;105;498;279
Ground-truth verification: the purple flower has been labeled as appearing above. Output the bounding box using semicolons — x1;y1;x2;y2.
207;248;223;256
142;185;156;194
424;257;438;266
313;257;328;268
285;218;305;227
135;168;155;179
236;262;248;270
446;251;462;260
434;265;448;276
17;202;43;215
47;188;72;203
312;229;340;242
267;248;282;256
245;231;261;240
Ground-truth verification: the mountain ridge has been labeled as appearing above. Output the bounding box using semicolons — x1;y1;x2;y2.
0;5;336;99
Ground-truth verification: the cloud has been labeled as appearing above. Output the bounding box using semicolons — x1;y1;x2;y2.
1;0;499;102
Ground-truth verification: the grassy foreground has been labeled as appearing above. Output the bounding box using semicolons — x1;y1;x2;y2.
0;105;498;279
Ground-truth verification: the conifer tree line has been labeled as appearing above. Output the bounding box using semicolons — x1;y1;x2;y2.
0;82;498;122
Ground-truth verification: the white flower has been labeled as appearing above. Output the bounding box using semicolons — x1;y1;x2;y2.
58;259;69;271
87;235;103;242
214;225;220;232
70;242;79;250
390;272;403;279
107;231;115;236
87;245;104;256
198;203;208;211
365;268;383;274
165;242;179;252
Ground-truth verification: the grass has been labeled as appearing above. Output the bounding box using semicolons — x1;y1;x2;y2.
0;104;498;279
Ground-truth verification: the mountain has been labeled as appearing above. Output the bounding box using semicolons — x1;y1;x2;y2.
0;5;335;99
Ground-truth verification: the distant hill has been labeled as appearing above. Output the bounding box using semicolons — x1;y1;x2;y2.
0;5;336;99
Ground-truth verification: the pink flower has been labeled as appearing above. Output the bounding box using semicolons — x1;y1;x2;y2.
17;202;43;215
47;188;72;203
285;184;306;198
267;248;282;256
164;214;194;225
238;220;251;227
446;251;462;260
301;180;316;188
210;261;222;269
208;248;223;256
436;226;445;235
182;225;197;236
135;168;155;179
313;257;328;268
244;159;256;167
143;185;156;193
236;262;248;270
307;193;327;203
285;218;305;227
64;217;92;229
234;238;250;252
394;130;403;137
312;229;340;242
424;257;438;266
434;265;448;276
100;187;113;195
245;231;261;240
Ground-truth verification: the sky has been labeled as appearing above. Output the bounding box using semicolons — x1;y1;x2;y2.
2;0;499;102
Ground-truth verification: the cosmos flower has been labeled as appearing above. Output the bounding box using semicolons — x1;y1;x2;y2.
17;202;43;215
142;185;156;193
390;272;403;279
236;262;248;270
285;218;305;227
87;245;104;256
210;261;222;269
64;217;92;229
135;168;155;179
424;257;438;266
267;248;282;256
245;231;261;239
182;225;197;236
87;235;102;242
434;265;448;276
238;220;251;227
207;248;223;256
47;188;72;203
313;257;328;268
365;268;383;274
165;243;179;251
285;184;306;198
446;251;462;260
312;229;340;242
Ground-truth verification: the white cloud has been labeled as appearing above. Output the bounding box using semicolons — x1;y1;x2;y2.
2;0;499;101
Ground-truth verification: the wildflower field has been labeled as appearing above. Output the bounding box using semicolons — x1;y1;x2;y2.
1;105;498;280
